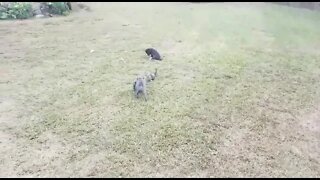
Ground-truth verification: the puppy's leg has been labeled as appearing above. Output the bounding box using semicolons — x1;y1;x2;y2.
144;92;147;101
133;81;136;91
135;90;139;99
149;55;153;61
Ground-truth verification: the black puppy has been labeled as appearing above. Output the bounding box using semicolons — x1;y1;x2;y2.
145;48;162;61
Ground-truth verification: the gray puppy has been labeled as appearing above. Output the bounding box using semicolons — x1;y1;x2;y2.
133;76;147;101
144;68;158;82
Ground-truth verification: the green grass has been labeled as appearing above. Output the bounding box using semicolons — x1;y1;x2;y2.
1;2;320;177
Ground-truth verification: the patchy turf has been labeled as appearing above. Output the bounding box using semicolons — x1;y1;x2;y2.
0;2;320;178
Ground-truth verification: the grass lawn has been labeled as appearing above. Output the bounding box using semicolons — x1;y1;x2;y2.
0;2;320;177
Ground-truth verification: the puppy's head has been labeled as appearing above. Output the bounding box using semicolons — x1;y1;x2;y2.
136;75;145;81
150;74;155;81
145;48;153;55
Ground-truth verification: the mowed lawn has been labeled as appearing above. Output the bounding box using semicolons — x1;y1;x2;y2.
0;2;320;177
